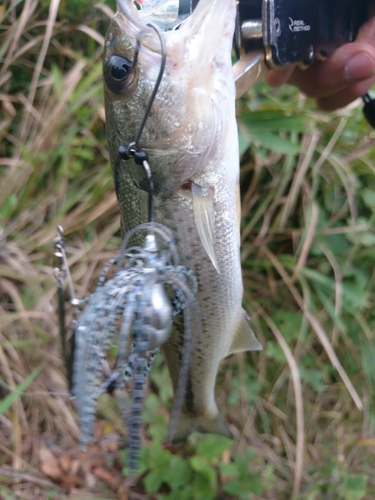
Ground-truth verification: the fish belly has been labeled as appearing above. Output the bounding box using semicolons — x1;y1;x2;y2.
153;117;245;441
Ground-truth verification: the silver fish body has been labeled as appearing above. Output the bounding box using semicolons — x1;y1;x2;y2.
103;0;261;442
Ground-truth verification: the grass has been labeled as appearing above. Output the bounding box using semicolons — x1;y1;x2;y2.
1;1;375;499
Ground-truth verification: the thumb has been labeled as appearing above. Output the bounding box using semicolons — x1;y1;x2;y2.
287;43;375;99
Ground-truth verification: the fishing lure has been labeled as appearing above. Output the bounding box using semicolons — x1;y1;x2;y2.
54;22;201;471
54;222;199;470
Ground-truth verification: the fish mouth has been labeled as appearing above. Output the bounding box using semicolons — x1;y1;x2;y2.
117;0;198;31
116;0;215;39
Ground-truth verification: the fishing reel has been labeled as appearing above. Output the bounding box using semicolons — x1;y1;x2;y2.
234;0;375;127
151;0;375;123
233;0;375;128
234;0;374;93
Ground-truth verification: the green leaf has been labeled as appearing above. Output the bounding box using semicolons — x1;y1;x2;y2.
149;361;173;404
223;479;244;496
265;342;286;363
190;455;216;486
240;110;309;131
0;194;17;219
234;450;257;477
219;462;240;478
340;474;368;500
314;287;347;333
195;435;232;460
237;110;310;154
192;474;217;500
166;455;191;489
244;129;301;154
299;367;325;392
362;188;375;210
51;65;63;95
238;126;252;156
144;468;166;493
0;486;17;500
358;232;375;246
273;310;303;341
223;474;264;498
159;489;193;500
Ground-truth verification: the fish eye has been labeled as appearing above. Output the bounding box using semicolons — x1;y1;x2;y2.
104;55;135;94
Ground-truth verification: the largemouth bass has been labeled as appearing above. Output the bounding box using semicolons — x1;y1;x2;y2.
103;0;261;442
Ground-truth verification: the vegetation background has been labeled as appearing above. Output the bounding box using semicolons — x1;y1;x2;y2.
1;1;375;498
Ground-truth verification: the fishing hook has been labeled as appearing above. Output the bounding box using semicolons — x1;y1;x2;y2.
53;226;83;389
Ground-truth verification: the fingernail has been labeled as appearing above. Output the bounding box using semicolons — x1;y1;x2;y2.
345;53;375;82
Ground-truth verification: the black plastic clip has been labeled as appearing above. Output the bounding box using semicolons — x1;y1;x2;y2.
362;93;375;129
118;143;149;165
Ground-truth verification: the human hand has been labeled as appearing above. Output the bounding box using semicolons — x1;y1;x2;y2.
265;17;375;111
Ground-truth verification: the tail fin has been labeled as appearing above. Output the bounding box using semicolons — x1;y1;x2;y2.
171;411;233;444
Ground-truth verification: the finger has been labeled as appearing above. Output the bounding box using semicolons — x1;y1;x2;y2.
264;17;375;109
287;17;375;99
316;75;375;111
265;67;295;88
355;16;375;44
287;43;375;99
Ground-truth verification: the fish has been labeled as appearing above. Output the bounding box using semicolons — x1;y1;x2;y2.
103;0;262;443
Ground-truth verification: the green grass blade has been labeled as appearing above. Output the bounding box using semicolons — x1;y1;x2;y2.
0;365;44;415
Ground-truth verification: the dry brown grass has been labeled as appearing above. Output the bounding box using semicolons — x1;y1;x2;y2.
1;1;375;499
0;1;122;495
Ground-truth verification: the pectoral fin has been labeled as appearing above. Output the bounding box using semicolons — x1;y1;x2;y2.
226;310;262;356
191;181;220;273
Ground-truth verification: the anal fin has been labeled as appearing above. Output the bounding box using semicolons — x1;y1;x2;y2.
226;310;262;356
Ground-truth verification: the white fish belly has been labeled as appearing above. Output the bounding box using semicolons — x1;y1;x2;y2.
157;116;243;419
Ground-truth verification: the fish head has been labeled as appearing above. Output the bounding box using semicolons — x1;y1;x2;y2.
103;0;236;196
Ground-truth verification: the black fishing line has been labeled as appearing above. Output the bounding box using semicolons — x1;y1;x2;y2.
134;24;166;144
118;23;167;224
